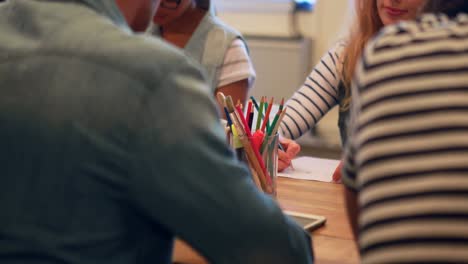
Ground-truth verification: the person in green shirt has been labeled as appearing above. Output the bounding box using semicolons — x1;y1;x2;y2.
0;0;313;263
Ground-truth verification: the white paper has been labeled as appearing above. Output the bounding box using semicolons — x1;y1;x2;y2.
278;156;340;182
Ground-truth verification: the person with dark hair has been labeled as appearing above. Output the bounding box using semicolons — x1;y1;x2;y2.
149;0;255;112
343;1;468;263
0;0;314;263
147;0;308;174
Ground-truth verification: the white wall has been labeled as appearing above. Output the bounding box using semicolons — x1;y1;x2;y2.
218;0;351;64
218;1;352;147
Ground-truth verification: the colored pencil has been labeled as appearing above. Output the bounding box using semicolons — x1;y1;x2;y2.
224;108;232;127
255;96;265;131
225;96;272;192
250;96;259;110
246;100;252;129
270;108;287;137
279;98;285;111
261;97;274;133
248;102;254;131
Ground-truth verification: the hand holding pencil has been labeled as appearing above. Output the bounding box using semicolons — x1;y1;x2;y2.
278;137;301;172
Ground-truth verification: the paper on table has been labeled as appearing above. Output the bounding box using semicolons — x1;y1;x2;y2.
278;156;340;182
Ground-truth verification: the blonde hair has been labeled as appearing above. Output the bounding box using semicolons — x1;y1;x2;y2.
341;0;383;110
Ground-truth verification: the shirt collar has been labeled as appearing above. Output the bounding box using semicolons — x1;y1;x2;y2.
81;0;130;31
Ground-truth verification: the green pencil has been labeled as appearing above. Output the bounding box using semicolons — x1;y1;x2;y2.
255;96;265;131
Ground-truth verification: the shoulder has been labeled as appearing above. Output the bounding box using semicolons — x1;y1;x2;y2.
352;13;468;118
204;14;246;52
318;39;347;71
355;13;468;92
226;38;248;54
313;39;347;76
363;13;468;71
51;15;204;93
208;15;243;38
328;39;348;62
222;38;250;65
331;39;348;56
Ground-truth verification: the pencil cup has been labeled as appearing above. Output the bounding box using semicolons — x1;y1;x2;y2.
239;133;279;197
259;133;279;198
230;131;278;197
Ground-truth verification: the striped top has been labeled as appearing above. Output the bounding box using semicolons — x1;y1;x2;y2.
343;14;468;264
280;41;346;140
217;38;256;89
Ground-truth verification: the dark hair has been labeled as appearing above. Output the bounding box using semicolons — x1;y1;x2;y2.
424;0;468;18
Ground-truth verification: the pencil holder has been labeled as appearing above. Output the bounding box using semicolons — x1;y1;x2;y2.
259;133;279;198
235;133;278;197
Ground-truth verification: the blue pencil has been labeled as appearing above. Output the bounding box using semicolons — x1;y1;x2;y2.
224;107;233;127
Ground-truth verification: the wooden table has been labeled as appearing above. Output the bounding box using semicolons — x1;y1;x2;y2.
173;178;359;264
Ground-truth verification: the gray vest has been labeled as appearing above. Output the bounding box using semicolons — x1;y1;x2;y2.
152;0;246;92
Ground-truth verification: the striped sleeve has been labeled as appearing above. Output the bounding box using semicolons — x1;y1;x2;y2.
280;41;346;139
345;14;468;264
217;38;256;89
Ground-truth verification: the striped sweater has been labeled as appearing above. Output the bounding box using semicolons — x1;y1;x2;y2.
280;41;347;140
343;13;468;264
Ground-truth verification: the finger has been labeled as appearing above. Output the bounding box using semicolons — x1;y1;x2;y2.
278;160;290;172
286;143;301;157
332;171;342;182
332;162;344;182
280;138;300;155
278;149;289;162
279;137;293;148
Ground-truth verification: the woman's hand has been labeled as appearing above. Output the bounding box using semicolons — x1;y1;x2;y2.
278;137;301;172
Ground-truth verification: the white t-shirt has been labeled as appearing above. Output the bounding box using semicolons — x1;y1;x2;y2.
217;38;256;89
